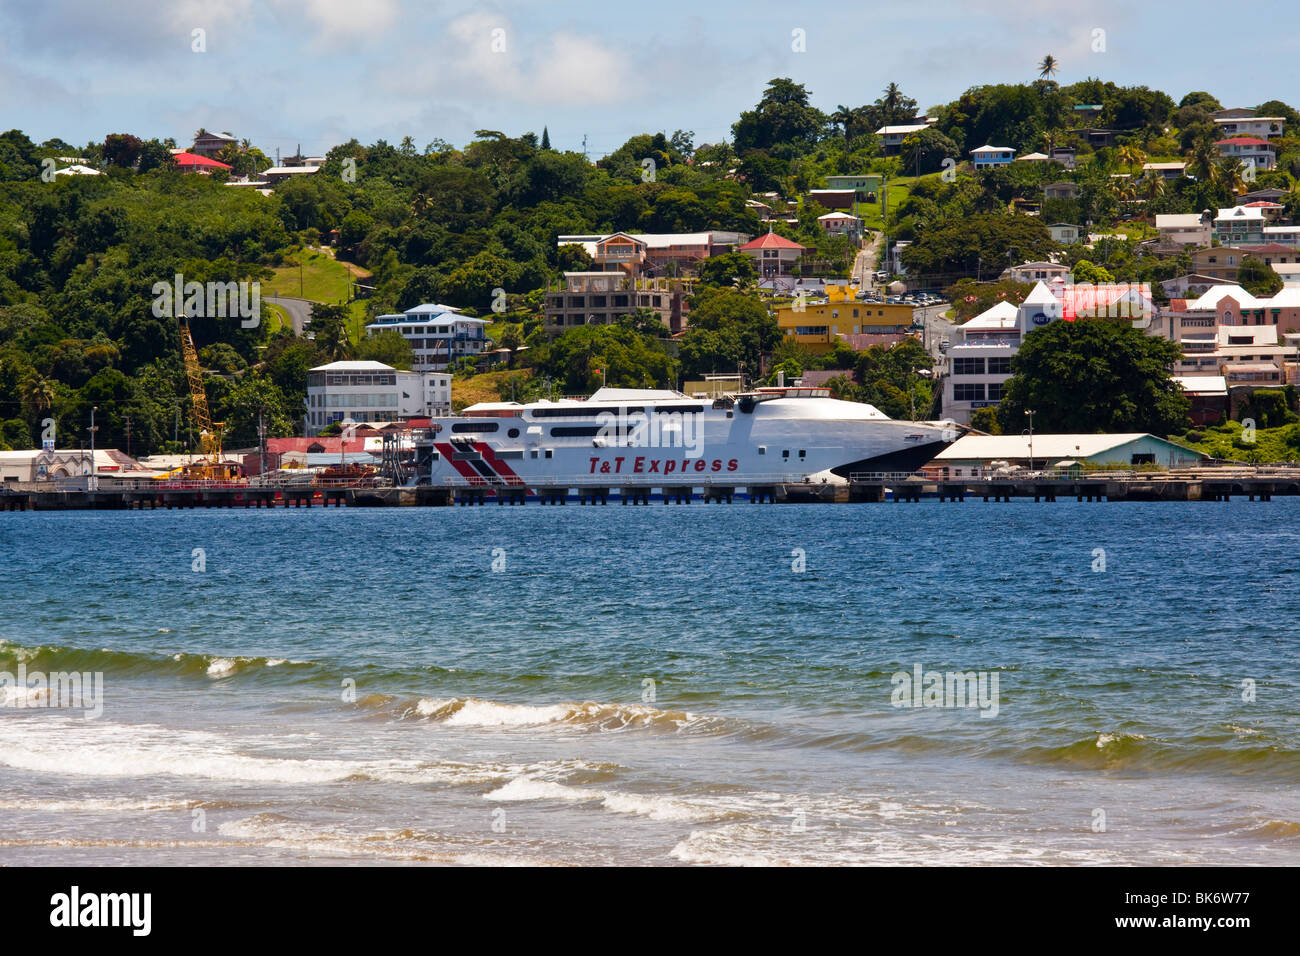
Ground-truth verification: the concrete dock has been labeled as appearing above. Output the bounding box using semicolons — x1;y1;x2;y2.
3;469;1298;510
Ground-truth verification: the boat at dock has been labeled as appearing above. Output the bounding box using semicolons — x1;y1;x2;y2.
411;386;958;491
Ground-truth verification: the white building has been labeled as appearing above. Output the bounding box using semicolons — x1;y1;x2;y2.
942;300;1024;424
875;121;934;154
305;360;451;435
943;280;1157;423
1155;213;1212;248
364;303;487;372
1213;205;1267;246
1048;223;1082;244
1214;116;1285;139
817;211;863;239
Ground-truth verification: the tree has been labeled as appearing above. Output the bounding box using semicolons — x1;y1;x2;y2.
902;214;1058;279
354;330;414;369
1072;259;1115;284
1179;91;1222;111
1238;256;1283;297
102;133;143;168
677;288;780;379
309;303;353;361
900;127;961;175
1037;55;1059;80
540;126;551;150
877;83;918;126
732;78;826;156
696;251;758;288
997;319;1189;434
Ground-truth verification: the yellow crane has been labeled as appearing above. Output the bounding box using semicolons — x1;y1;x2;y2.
174;314;241;481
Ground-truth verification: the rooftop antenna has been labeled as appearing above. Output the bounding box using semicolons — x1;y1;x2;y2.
582;134;588;160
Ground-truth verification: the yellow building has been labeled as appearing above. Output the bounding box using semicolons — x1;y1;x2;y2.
773;285;915;353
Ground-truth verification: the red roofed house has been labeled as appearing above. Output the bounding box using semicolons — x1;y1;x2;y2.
738;230;808;277
173;152;232;174
1215;137;1276;171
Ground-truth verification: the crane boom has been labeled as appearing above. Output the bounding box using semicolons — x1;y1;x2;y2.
178;316;223;459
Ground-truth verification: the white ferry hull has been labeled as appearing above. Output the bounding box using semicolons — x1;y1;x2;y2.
414;389;955;489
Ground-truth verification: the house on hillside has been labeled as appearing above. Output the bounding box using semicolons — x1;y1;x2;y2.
970;145;1015;167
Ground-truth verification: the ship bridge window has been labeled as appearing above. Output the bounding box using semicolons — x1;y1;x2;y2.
451;421;499;433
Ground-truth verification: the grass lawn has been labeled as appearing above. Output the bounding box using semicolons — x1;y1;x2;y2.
853;172;942;230
451;369;532;411
263;248;369;306
264;303;288;334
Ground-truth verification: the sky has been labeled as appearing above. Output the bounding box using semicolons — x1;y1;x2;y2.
1;0;1297;160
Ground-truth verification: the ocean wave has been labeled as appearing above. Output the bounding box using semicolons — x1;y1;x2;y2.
408;696;707;732
484;775;739;823
0;639;316;683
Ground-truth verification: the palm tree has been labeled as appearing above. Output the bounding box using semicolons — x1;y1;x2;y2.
1038;55;1059;79
20;374;55;416
831;105;854;145
1117;144;1147;174
1189;138;1217;183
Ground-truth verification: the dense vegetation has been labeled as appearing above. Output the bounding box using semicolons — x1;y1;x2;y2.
1;70;1297;455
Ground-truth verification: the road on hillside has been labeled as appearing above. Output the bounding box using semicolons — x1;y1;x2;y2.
852;234;885;289
265;296;314;335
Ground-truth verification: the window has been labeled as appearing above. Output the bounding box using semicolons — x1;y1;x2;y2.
1130;453;1155;465
954;383;986;402
987;383;1004;401
544;449;553;459
451;421;499;433
550;425;602;437
987;356;1012;375
953;357;985;376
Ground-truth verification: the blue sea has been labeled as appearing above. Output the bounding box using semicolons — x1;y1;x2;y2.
2;500;1298;865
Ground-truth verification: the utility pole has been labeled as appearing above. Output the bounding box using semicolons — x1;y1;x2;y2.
124;415;132;459
257;407;266;476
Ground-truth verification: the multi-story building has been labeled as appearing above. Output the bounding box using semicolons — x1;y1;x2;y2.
1150;285;1300;386
1155;213;1212;249
555;231;749;278
305;360;451;435
942;280;1155;423
1215;137;1277;171
1213;116;1285;139
875;121;934;155
543;272;689;334
738;231;808;277
364;303;487;372
818;211;863;239
774;285;914;354
1213;205;1267;246
942;300;1022;423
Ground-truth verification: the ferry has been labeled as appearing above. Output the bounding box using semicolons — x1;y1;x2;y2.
412;386;958;491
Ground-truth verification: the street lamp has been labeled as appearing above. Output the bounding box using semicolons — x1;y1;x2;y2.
88;405;98;490
1024;408;1036;471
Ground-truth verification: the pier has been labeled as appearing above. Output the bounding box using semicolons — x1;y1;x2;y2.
3;468;1299;511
